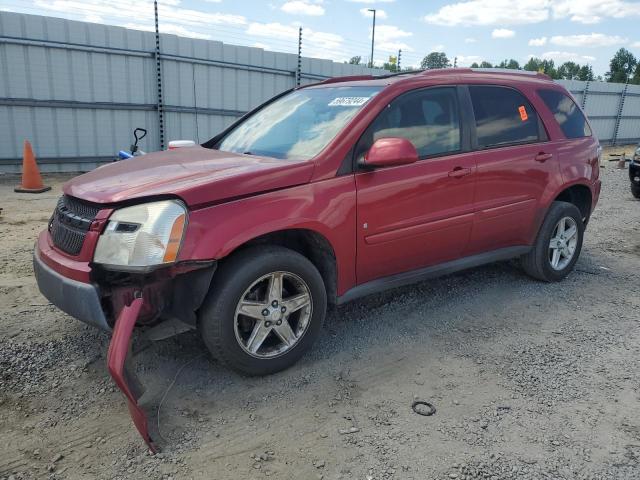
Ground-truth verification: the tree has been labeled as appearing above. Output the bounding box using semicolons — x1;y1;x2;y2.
383;55;398;72
557;61;580;80
348;56;361;65
470;62;479;68
523;57;558;79
577;64;594;81
420;52;450;69
497;59;520;69
606;48;636;83
479;61;493;68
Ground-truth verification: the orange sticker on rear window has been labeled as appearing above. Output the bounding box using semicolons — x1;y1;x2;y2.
518;105;528;121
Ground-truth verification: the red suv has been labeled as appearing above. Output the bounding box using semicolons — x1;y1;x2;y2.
34;69;600;448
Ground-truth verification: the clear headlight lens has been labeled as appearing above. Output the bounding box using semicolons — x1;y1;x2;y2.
94;200;187;269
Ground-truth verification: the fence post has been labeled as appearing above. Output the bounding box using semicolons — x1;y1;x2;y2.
397;49;402;72
612;80;628;146
154;0;165;150
296;27;302;87
581;80;589;110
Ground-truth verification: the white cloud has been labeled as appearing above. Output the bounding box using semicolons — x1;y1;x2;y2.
371;24;413;52
464;37;477;43
361;8;387;19
431;44;445;51
253;42;271;50
550;33;627;48
632;41;640;49
455;55;484;66
347;0;395;3
492;28;515;39
281;1;325;16
424;0;640;27
528;37;547;46
540;51;596;63
424;0;550;26
32;0;247;29
552;0;640;24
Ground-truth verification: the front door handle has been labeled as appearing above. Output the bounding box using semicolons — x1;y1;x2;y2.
448;166;472;178
535;152;553;162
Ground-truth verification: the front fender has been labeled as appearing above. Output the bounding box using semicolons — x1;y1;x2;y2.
179;176;357;295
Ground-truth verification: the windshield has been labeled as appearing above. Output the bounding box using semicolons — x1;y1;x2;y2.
218;86;382;160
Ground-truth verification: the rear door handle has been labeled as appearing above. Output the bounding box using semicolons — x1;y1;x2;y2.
535;152;553;162
448;166;472;178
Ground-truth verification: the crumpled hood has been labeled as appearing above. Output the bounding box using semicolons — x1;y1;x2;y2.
64;146;315;206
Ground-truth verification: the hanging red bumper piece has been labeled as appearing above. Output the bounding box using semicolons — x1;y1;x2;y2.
107;297;159;453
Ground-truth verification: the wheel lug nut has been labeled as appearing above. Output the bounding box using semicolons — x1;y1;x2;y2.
276;320;282;326
281;306;286;313
262;309;269;316
272;300;278;307
265;321;271;327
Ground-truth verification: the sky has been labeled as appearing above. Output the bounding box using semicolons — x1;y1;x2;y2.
2;0;640;76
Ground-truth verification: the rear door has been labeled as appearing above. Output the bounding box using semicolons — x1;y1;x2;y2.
463;85;560;255
354;86;477;284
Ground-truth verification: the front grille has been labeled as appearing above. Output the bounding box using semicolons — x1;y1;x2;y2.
49;196;101;255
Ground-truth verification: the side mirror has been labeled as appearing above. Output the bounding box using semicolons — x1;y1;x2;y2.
361;137;419;169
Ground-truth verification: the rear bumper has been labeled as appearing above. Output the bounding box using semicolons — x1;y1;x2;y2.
34;246;110;331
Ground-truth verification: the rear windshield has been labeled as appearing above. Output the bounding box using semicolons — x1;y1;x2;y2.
218;86;382;160
538;89;592;139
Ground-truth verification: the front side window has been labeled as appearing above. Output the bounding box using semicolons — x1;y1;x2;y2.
217;86;382;160
469;86;540;149
358;87;461;159
538;89;592;139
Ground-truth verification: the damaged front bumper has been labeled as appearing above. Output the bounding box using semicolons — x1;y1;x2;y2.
107;296;159;452
34;232;217;452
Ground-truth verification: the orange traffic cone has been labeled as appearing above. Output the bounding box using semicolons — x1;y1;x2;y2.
15;140;51;193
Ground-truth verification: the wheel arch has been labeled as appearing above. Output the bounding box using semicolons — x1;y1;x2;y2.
220;228;339;305
552;183;593;224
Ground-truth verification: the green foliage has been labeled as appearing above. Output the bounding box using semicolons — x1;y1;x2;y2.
497;59;520;69
348;56;361;65
420;52;450;69
479;61;493;68
606;48;636;83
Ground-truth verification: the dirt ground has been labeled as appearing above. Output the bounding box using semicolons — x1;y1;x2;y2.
1;146;639;480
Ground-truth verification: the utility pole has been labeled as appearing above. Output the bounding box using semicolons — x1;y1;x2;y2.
368;9;376;68
154;0;165;150
397;49;402;72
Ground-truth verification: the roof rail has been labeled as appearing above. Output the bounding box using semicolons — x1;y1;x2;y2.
470;68;552;80
318;75;376;84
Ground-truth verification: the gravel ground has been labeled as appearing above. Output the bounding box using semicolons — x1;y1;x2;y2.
0;147;639;480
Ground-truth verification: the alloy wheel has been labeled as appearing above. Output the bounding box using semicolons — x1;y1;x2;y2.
233;271;313;358
548;216;578;271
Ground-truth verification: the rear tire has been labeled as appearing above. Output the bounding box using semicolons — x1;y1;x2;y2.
521;201;584;282
199;246;327;376
632;183;640;199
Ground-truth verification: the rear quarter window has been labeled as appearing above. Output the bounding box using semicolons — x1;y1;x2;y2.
469;86;540;149
538;89;592;139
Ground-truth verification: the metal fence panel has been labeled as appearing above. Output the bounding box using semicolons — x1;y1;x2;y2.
2;11;640;173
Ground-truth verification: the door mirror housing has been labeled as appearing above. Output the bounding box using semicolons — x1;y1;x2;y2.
361;137;419;169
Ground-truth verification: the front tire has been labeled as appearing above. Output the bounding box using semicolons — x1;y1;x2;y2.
632;183;640;199
521;201;584;282
199;246;327;376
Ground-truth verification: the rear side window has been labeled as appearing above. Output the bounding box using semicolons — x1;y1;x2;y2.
538;89;592;138
358;86;461;159
469;86;540;149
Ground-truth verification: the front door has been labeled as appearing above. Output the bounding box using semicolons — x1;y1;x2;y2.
354;86;477;284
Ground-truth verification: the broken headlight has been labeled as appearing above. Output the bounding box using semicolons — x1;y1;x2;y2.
94;200;187;270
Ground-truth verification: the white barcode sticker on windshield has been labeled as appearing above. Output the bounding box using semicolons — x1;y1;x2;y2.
328;96;371;107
